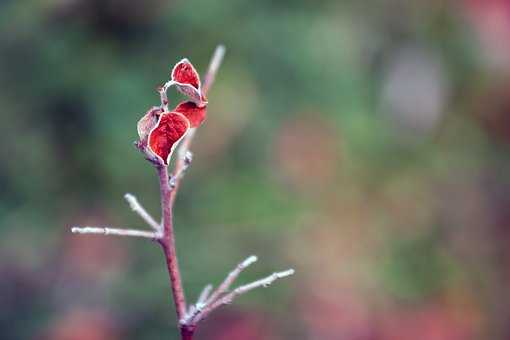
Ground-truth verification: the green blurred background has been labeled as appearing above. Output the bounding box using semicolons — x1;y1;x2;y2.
1;0;510;339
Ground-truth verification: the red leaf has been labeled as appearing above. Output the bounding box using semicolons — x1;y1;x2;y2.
148;112;190;165
171;59;207;106
174;101;207;127
171;59;201;90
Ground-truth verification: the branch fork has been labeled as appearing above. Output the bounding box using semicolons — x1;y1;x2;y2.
181;255;294;327
70;45;294;340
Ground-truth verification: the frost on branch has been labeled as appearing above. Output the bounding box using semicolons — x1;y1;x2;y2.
182;255;295;326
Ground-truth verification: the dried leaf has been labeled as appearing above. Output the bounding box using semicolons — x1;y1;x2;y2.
137;106;162;141
148;112;190;165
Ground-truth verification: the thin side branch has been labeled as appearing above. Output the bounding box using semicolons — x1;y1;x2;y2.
124;193;161;231
183;284;213;325
71;226;159;239
204;255;258;307
170;149;193;189
183;256;258;325
202;45;226;95
180;284;213;325
228;269;295;297
197;284;213;306
159;84;169;111
193;268;294;324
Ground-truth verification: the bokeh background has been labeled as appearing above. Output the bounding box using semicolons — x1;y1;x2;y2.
1;0;510;339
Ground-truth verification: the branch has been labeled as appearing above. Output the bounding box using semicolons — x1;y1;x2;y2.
170;149;193;189
124;193;161;231
158;46;227;336
157;165;187;321
182;256;257;325
183;284;213;324
71;226;159;239
204;255;258;307
192;268;295;324
197;284;213;306
202;45;226;95
158;84;169;111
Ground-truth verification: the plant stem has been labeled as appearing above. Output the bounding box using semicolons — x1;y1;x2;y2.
180;325;196;340
202;45;225;95
155;46;226;339
157;165;187;324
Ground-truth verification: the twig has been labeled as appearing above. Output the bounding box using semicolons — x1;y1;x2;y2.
124;193;161;231
182;284;213;325
193;268;295;324
171;129;195;190
182;284;213;324
170;149;193;189
202;45;226;95
204;255;258;307
71;226;159;239
181;256;258;325
159;84;169;111
196;284;213;306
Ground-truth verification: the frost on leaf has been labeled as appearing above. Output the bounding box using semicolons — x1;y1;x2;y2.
171;59;205;106
174;101;207;128
148;112;190;165
137;106;162;142
172;59;200;89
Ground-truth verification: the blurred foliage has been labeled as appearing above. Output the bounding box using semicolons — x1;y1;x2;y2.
1;0;510;339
